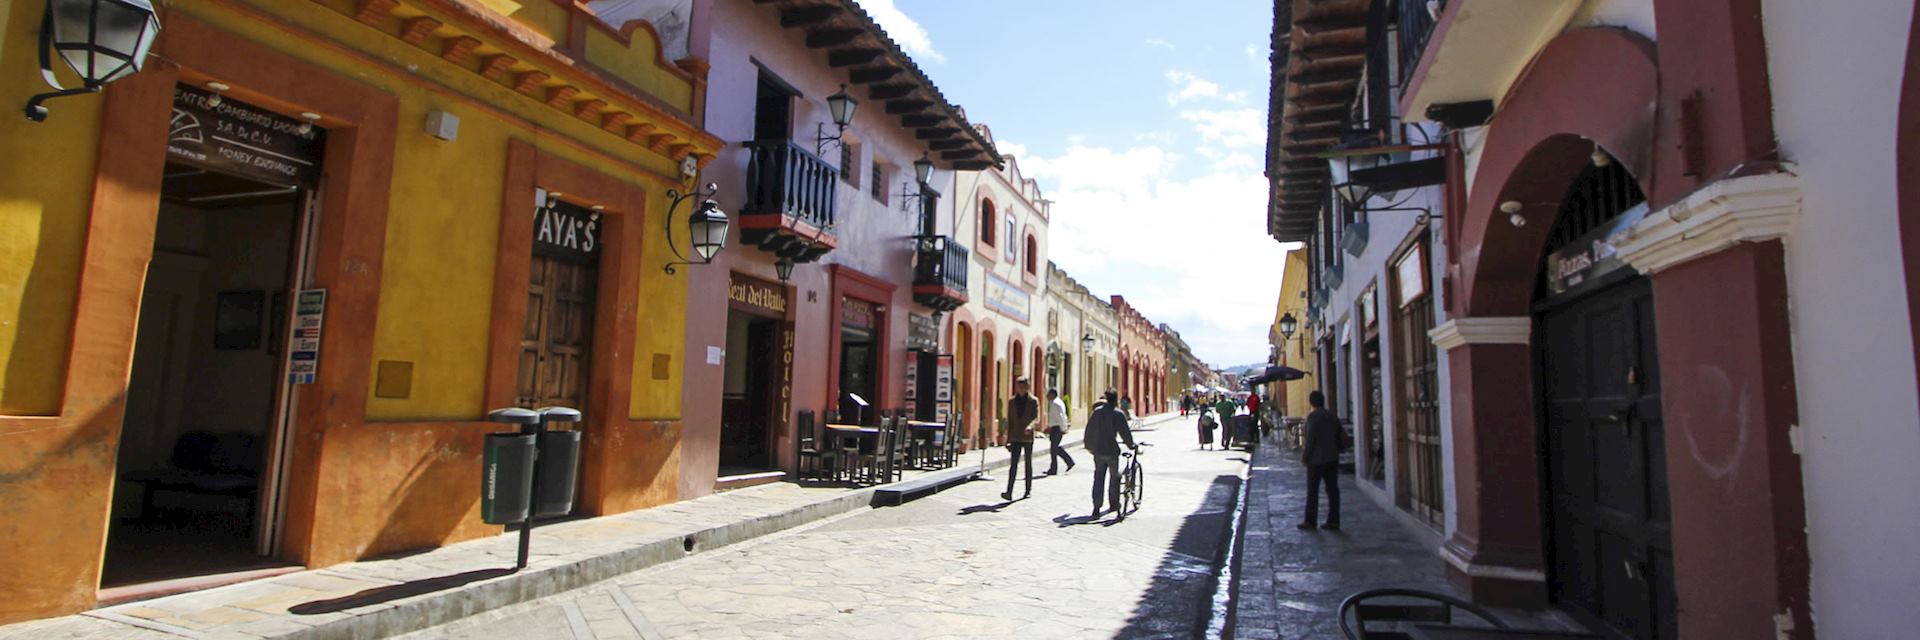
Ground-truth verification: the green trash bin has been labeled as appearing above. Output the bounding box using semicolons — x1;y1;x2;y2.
533;430;580;518
481;432;537;525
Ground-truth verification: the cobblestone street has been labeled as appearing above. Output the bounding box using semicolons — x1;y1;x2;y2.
402;418;1246;640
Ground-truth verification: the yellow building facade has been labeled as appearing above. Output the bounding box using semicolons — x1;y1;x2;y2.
1271;248;1314;418
0;0;718;622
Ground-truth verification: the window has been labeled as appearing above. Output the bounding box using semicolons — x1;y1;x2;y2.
979;199;996;246
870;162;885;201
1003;216;1016;261
840;142;858;186
1024;235;1038;274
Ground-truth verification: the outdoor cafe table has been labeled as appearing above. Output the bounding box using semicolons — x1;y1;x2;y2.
823;424;882;482
905;421;949;468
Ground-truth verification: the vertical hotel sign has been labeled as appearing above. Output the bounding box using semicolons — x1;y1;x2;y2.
288;290;326;384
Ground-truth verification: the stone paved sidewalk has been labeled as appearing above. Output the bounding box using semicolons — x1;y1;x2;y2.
1227;434;1580;638
0;414;1181;640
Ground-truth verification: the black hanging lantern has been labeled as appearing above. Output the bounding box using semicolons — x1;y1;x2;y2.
688;199;729;261
1278;312;1297;340
913;152;935;185
774;257;795;282
26;0;161;121
662;183;730;274
815;84;858;154
826;84;857;128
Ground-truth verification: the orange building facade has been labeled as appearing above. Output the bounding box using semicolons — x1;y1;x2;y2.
0;0;719;622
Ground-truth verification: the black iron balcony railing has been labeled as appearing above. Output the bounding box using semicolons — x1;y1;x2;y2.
743;139;838;231
1397;0;1441;86
911;235;969;311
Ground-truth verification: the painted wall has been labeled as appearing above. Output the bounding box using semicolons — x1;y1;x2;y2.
951;141;1050;437
0;0;711;620
1764;0;1920;634
678;0;951;496
1275;249;1316;418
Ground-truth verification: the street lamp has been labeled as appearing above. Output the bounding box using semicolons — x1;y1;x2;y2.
774;257;794;283
25;0;161;121
815;84;858;154
1279;312;1298;340
1081;333;1095;351
913;152;935;185
662;182;730;275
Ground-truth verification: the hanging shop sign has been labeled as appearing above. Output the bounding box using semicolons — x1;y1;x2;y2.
983;273;1031;323
935;354;954;423
907;313;940;350
287;289;326;384
168;84;324;188
1545;203;1650;299
842;298;877;329
728;272;789;317
533;201;602;264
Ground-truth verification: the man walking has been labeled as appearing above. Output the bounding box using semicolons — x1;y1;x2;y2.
1045;388;1076;475
1002;378;1040;501
1299;390;1342;530
1085;390;1137;519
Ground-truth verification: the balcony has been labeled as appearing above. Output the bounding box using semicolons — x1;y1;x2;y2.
1398;0;1583;123
911;236;969;312
740;139;838;262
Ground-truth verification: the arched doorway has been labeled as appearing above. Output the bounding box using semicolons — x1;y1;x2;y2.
979;330;995;447
954;322;973;445
1531;151;1675;640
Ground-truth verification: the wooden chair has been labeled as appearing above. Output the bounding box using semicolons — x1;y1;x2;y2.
795;410;832;482
889;411;913;481
1337;588;1509;640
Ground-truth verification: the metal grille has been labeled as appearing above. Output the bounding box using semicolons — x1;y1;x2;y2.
1544;155;1645;255
1394;257;1443;526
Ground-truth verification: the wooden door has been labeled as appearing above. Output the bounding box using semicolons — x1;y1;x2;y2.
1394;289;1443;525
518;255;597;411
1540;276;1675;640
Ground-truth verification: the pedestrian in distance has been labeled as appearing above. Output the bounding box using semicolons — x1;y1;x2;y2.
1215;395;1238;448
1299;390;1343;531
1001;378;1040;501
1196;403;1216;451
1180;393;1192;417
1120;394;1133;419
1084;390;1137;520
1045;388;1077;475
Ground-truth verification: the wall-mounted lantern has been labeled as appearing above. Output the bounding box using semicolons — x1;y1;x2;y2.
1081;333;1095;352
662;182;730;275
1278;312;1298;340
814;84;858;155
898;152;939;214
25;0;161;121
774;257;795;283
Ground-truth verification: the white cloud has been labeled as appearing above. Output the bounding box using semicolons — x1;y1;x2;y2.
1165;70;1223;105
1178;108;1265;149
858;0;945;64
1245;44;1267;63
996;140;1029;159
1145;38;1177;51
1019;143;1286;365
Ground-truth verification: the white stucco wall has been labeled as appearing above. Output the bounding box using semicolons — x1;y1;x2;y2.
1764;0;1920;635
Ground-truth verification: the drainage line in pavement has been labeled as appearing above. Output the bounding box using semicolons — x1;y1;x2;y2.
1206;443;1254;640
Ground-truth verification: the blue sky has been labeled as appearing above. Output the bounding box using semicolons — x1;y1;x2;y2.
865;0;1290;369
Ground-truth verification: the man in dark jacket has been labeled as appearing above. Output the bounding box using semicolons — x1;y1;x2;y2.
1299;390;1343;530
1084;390;1137;518
1002;378;1040;501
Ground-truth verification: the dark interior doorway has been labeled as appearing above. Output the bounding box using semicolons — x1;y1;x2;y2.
107;161;307;589
839;326;876;424
753;71;795;142
720;313;781;474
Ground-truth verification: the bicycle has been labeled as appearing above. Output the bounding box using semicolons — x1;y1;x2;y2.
1118;442;1151;515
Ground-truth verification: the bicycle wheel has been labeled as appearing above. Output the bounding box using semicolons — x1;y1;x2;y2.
1131;461;1144;512
1121;459;1136;515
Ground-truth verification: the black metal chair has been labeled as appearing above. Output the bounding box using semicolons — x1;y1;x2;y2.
889;410;913;481
1337;588;1509;640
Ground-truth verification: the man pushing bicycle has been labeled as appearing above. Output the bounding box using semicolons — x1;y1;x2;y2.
1084;389;1137;520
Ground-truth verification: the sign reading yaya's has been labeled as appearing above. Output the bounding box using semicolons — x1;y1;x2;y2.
533;200;601;263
